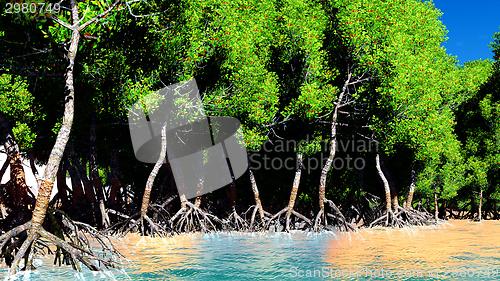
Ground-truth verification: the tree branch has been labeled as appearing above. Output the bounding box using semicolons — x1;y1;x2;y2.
50;15;73;30
78;0;121;31
348;77;371;85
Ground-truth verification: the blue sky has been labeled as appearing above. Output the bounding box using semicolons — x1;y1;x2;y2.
433;0;500;63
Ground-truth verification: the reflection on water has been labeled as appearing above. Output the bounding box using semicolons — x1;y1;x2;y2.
1;220;499;280
325;220;500;279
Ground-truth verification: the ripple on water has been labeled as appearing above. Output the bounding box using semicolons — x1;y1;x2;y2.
1;220;499;280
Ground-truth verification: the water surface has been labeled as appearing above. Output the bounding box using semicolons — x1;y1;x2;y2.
2;220;499;280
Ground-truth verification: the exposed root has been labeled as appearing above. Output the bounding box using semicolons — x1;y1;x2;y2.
149;195;177;222
169;201;222;233
265;207;311;232
369;209;401;228
244;205;272;231
1;213;120;275
314;199;356;232
108;211;168;237
224;207;248;231
369;206;436;228
148;204;171;223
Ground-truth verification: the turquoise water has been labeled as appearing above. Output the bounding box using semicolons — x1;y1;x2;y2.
1;220;499;280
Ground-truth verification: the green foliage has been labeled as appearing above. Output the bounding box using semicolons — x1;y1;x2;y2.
491;30;500;60
456;31;499;208
0;0;497;218
0;73;40;150
334;0;493;200
120;73;159;115
296;134;324;156
11;122;37;150
39;1;124;46
298;192;312;205
178;0;281;150
280;0;338;120
0;74;34;119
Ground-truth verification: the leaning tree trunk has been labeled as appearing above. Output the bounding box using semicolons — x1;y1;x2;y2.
108;130;170;237
368;153;408;227
5;1;123;275
29;27;79;236
316;79;346;228
140;124;167;219
375;154;392;213
405;169;416;209
7;4;80;274
8;2;81;274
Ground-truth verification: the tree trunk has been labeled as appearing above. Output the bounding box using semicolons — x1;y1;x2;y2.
478;188;483;221
0;155;9;182
194;196;201;208
194;176;203;208
226;182;237;209
0;157;8;217
317;73;350;223
180;194;188;209
405;169;416;209
0;202;7;218
286;153;303;221
8;153;30;208
29;4;80;234
75;158;96;205
318;103;339;220
375;154;392;213
89;117;109;227
0;115;30;208
434;189;439;220
56;162;70;207
68;159;85;209
108;149;122;210
28;153;41;189
140;124;167;218
6;1;124;276
442;200;447;220
249;169;264;221
219;129;238;212
391;193;399;212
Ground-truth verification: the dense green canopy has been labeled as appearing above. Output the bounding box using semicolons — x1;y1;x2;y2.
0;1;498;268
